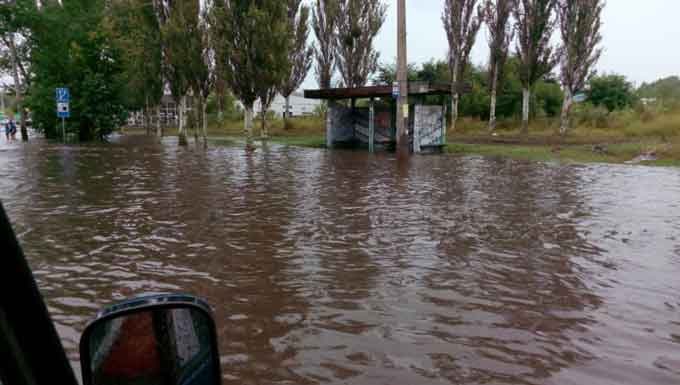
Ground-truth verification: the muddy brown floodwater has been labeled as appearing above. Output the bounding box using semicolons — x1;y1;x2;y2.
1;135;679;385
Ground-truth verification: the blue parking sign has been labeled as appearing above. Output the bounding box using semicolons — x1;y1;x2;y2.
57;103;70;118
56;88;70;118
56;88;70;103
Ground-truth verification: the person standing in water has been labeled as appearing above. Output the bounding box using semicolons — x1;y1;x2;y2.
8;119;17;140
4;119;10;141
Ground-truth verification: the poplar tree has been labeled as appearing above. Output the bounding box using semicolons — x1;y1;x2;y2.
557;0;603;134
482;0;514;132
161;0;198;146
107;0;163;136
335;0;386;88
211;0;289;143
186;3;212;146
443;0;483;131
279;0;313;125
312;0;339;89
513;0;561;135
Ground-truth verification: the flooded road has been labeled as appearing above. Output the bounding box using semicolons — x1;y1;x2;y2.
1;135;679;385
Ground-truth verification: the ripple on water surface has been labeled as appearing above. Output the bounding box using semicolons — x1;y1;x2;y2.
1;137;680;384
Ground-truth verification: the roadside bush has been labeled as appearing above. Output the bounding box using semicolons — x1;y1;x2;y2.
622;112;680;139
455;117;487;133
607;109;638;129
636;104;656;123
278;117;325;134
313;102;328;118
571;103;610;128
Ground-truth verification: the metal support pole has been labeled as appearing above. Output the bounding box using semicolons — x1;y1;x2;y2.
442;98;448;145
369;98;375;153
62;118;65;143
396;0;409;154
326;101;333;149
351;98;356;141
413;105;419;154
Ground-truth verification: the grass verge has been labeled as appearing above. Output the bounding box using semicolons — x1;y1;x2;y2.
447;141;680;166
124;114;680;166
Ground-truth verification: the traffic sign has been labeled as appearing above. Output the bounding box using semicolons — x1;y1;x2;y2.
392;82;400;98
56;88;70;103
57;102;70;118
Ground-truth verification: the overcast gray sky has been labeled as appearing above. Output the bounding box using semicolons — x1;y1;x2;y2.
305;0;680;89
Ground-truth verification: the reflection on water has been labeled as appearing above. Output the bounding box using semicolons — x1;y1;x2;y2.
1;136;679;385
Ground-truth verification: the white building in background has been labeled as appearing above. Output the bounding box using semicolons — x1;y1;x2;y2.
253;92;321;117
126;90;322;127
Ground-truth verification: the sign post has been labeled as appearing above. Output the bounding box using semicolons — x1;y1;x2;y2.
56;88;70;143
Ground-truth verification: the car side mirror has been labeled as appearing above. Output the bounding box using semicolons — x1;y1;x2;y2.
79;294;222;385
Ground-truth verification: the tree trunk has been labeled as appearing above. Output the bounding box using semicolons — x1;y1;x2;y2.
194;96;199;143
260;108;268;139
320;70;332;90
450;64;459;131
560;89;573;136
8;36;27;142
217;94;224;124
144;96;151;136
283;95;290;126
521;87;530;136
178;96;188;146
156;105;162;137
451;94;459;132
244;104;254;143
202;98;208;148
488;63;499;133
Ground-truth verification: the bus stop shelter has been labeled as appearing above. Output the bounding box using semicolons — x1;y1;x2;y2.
304;82;463;153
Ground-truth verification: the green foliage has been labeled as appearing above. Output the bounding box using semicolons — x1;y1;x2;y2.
106;0;163;111
458;65;490;119
26;0;127;141
588;74;636;112
637;76;680;104
569;101;680;134
312;0;340;89
514;0;560;89
418;59;450;84
335;0;386;88
0;0;33;85
280;1;313;99
312;102;328;118
211;0;289;109
446;142;680;165
161;1;200;104
570;103;610;128
533;77;563;117
374;56;561;121
207;91;242;121
494;57;523;118
373;62;419;85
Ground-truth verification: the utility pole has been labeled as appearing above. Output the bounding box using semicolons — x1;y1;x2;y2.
396;0;409;153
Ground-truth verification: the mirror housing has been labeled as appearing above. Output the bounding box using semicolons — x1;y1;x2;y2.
79;294;222;385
